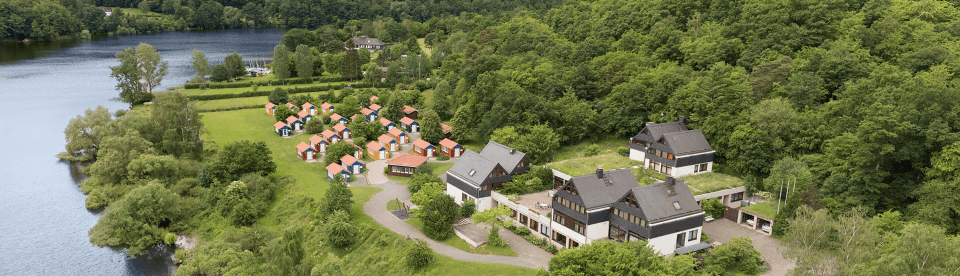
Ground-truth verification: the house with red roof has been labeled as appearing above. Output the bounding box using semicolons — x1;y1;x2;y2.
439;138;463;157
379;118;395;131
321;129;340;144
302;102;317;116
345;141;364;159
285;102;296;111
296;142;316;160
370;95;379;103
309;135;328;152
403;105;418;120
386;153;428;177
321;102;334;114
369;103;382;113
441;123;452;139
412;139;435;157
360;108;378;122
326;162;350;181
297;110;312;124
332;123;351;139
265;103;277;115
286;116;302;131
388;128;408;144
378;134;398;151
274;121;291;136
330;113;348;125
340;155;365;174
367;141;389;160
400;117;419;132
350;114;358;122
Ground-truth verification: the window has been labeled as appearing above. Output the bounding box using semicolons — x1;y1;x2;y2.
700;163;708;172
673;201;682;210
688;229;698;241
731;192;744;202
610;225;627;242
520;215;528;224
462;193;468;202
570;240;580;248
668;153;674;160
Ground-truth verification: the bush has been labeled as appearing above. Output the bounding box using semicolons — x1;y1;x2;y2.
437;154;449;161
305;118;325;134
704;236;765;275
461;199;476;218
487;225;506;247
617;146;630;156
324;210;357;249
584;144;601;157
406;239;435;270
701;198;724;219
511;225;531;236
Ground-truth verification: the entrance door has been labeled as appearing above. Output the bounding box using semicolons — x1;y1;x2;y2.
676;232;686;249
427;148;433;157
454;147;460;157
353;165;359;174
412;125;418;132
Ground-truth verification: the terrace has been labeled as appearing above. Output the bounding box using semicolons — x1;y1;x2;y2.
681;172;745;196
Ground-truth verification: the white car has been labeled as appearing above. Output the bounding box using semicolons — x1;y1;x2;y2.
704;215;715;222
762;223;772;233
746;218;755;226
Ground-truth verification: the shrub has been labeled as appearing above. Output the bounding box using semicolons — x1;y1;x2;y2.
461;199;476;218
487;225;506;247
617;146;630;156
584;144;601;157
511;226;531;236
324;210;357;249
704;236;765;275
406;239;434;270
437;154;449;161
701;198;724;219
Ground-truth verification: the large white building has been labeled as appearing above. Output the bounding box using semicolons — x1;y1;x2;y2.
629;118;715;177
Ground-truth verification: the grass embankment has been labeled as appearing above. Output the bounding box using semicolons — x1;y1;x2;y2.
682;172;745;196
406;215;518;257
115;7;166;17
546;153;642;178
200;107;535;275
552;135;627;161
742;202;778;219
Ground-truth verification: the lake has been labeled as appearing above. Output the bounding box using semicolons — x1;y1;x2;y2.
0;28;283;275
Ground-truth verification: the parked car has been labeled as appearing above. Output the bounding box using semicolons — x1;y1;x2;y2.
746;218;755;226
761;223;772;233
704;215;715;222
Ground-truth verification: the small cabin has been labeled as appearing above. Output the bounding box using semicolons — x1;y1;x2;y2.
379;118;395;131
330;113;348;125
302;102;317;116
340;155;365;174
285;102;297;111
345;141;364;159
296;142;315;160
412;139;435;157
439;138;463;157
265;103;277;115
309;135;328;152
370;103;382;113
333;123;351;139
386;153;428;177
403;105;418;120
298;110;312;123
370;95;379;103
400;117;419;133
378;134;398;152
360;108;377;122
286;116;302;131
367;141;389;160
274;121;291;136
321;102;334;114
388;128;408;144
321;129;340;144
441;123;452;139
326;163;350;181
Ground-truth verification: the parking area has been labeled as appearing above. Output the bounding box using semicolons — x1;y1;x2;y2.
702;219;795;275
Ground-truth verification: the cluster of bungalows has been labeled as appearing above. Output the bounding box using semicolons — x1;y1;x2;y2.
268;102;322;137
326;154;366;181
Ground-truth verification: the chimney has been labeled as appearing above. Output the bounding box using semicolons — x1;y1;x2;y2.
678;116;686;126
596;167;604;179
509;148;515;154
666;177;677;195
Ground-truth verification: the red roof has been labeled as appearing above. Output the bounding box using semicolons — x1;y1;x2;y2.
367;141;384;151
340;154;361;165
321;102;333;109
441;123;452;134
309;135;324;144
403;105;417;113
285;102;295;108
296;142;312;152
332;124;347;131
439;138;458;148
400;117;415;125
412;139;432;149
326;162;346;172
303;102;315;109
378;134;395;144
266;103;276;108
370;104;382;110
371;96;379;102
345;141;362;150
379;117;393;126
273;121;288;129
330;113;343;120
286;116;300;123
350;114;358;120
297;110;309;117
386;153;428;167
361;108;373;115
388;127;404;136
322;129;337;139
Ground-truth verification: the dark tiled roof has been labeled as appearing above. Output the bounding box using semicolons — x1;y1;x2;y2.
633;121;688;142
567;169;639;209
351;36;385;46
627;178;701;223
662;129;713;155
448;150;500;187
479;141;528;174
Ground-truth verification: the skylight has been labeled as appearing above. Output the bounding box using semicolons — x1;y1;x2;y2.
673;201;681;210
469;169;476;176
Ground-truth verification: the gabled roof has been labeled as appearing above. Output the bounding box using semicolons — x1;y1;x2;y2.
388;127;404;137
439;138;458;149
351;35;385;47
350;114;358;120
400;117;416;125
370;104;382;111
565;169;639;209
367;141;384;150
298;110;309;117
266;103;276;108
302;102;315;109
371;95;379;102
633;121;687;142
332;124;348;132
403;105;417;114
361;108;374;115
340;154;361;165
387;153;428;167
626;178;701;223
296;142;312;152
441;123;452;134
286;116;300;123
661;129;713;156
413;139;432;149
379;117;394;126
447;150;503;186
330;113;343;120
345;141;361;150
321;102;333;109
321;129;338;139
309;135;324;144
274;121;288;129
378;134;395;144
326;162;347;172
480;141;529;173
285;102;295;108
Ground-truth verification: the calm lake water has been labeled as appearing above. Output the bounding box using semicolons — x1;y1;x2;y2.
0;28;282;275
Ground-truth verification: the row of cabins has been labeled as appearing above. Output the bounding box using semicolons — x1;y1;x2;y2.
326;154;367;180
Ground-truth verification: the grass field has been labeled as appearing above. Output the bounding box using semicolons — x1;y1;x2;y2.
196;96;267;110
742;201;777;219
682;172;745;195
406;216;518;257
552;135;629;161
115;7;165;17
546;152;642;178
417;38;431;56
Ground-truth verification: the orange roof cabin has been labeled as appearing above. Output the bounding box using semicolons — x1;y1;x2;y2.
379;117;395;131
321;102;334;114
309;135;329;152
360;108;377;122
340;155;365;174
441;123;452;139
302;102;317;116
332;123;351;139
367;141;389;160
369;103;382;113
286;116;303;131
330;113;348;125
297;110;312;123
265;103;277;115
388;128;408;144
400;117;419;132
403;105;418;120
439;138;463;157
386;153;428;177
370;95;379;103
350;114;358;121
326;163;350;181
274;121;291;136
285;102;296;111
296;142;316;161
321;129;340;144
345;141;364;159
378;134;398;151
412;139;435;157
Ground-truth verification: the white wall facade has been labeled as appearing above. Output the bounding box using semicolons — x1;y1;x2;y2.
629;148;646;162
552;224;587;248
646;226;703;256
671;162;713;177
585;221;610;242
446;183;494;211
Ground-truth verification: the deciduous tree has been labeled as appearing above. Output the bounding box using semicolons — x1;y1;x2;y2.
273;44;290;84
110;43;168;106
89;181;182;256
191;49;210;89
419;110;444;144
295;45;314;81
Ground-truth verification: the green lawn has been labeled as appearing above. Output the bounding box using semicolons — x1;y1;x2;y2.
406;216;518;257
387;199;401;211
196;96;267;110
682;172;745;195
115;7;165;17
742;201;778;219
417;38;431;56
552;135;629;161
546;152;642;178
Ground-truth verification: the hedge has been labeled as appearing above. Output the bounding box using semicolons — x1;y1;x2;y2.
184;75;350;90
186;82;374;101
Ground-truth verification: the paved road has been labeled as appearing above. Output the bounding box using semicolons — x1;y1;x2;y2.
702;219;795;275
